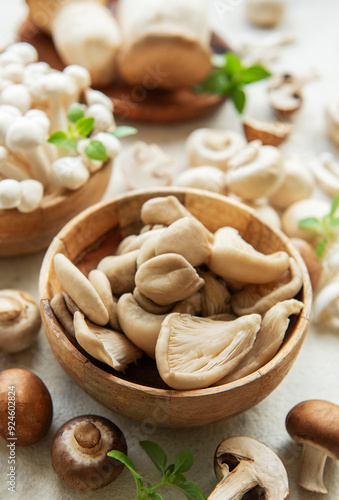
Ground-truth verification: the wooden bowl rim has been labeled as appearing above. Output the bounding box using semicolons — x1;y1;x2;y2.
39;187;312;398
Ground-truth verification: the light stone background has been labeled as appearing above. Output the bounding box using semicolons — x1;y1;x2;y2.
1;0;339;499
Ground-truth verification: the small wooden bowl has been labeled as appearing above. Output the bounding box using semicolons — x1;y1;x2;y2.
39;188;312;427
0;162;112;257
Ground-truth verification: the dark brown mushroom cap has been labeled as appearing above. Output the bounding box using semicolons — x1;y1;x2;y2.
0;368;53;446
51;414;127;491
286;400;339;459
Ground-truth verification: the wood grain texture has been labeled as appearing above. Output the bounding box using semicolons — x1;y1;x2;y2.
39;188;312;427
0;162;112;257
18;6;229;124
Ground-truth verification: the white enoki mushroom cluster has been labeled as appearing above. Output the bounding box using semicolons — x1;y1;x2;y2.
51;195;304;390
0;42;120;212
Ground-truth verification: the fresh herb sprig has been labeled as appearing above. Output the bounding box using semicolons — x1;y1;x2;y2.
48;102;137;161
298;194;339;258
108;440;206;500
195;52;271;113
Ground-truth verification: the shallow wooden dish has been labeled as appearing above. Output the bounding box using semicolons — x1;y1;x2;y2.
18;1;229;124
0;162;112;257
39;188;312;427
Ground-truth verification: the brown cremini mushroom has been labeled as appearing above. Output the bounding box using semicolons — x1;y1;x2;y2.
208;436;289;499
0;368;53;446
51;414;127;491
286;400;339;494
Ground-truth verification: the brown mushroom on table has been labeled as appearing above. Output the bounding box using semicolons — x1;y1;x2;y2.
51;414;127;491
208;436;289;499
286;399;339;494
0;368;53;446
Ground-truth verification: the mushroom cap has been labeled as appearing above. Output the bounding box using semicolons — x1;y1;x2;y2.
51;414;127;491
6;116;44;152
5;42;38;66
0;368;53;446
286;400;339;460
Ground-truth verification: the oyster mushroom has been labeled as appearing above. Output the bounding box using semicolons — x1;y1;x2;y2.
231;257;303;316
74;311;143;371
218;299;304;384
115;142;173;191
88;270;120;331
268;158;315;209
155;313;261;390
133;288;174;315
225;144;286;201
117;0;211;90
286;400;339;494
97;250;138;295
172;292;202;315
117;293;168;357
207;226;290;284
0;289;41;353
50;293;75;338
198;271;231;317
209;436;289;499
186;128;246;171
174;166;227;195
242;116;293;147
136;235;158;268
308;152;339;198
53;253;109;326
51;414;127;491
155;216;211;267
141;195;191;226
116;228;164;255
135;253;205;306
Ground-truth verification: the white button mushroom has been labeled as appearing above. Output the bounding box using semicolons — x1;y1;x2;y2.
0;179;22;209
174;166;227;194
308;152;339;198
50;156;90;191
245;0;286;28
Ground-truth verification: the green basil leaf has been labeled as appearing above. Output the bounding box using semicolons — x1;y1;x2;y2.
174;451;193;474
140;441;167;473
176;481;206;500
148;492;164;500
330;194;339;216
85;140;108;161
298;217;319;229
195;71;231;95
76;116;95;137
107;450;142;481
47;131;77;150
173;472;187;484
315;239;328;259
330;217;339;227
224;52;243;77
67;102;85;123
231;87;246;113
112;126;138;138
235;65;271;85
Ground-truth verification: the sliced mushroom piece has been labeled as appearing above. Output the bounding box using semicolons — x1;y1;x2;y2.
286;400;339;494
50;293;75;338
53;253;109;326
207;226;290;284
174;166;228;194
268;158;315;209
218;299;304;384
242;116;293;146
115;229;164;255
186;128;246;171
74;312;142;372
133;288;174;315
141;195;191;226
308;152;339;198
155;313;261;390
135;254;205;306
97;250;138;296
245;0;286;28
231;257;303;316
0;289;41;353
155;216;211;267
268;71;318;117
225;144;286;200
88;270;120;331
51;415;127;491
198;271;231;317
172;292;202;315
117;293;168;357
209;436;289;499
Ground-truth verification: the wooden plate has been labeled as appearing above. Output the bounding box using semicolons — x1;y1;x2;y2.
18;3;229;124
39;188;312;427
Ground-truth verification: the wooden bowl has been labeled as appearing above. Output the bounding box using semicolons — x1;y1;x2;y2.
0;162;112;257
39;188;312;427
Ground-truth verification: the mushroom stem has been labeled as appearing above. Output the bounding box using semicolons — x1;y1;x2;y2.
73;422;102;456
299;443;328;494
209;461;257;499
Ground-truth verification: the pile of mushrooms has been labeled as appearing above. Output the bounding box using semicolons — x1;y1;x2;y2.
0;41;120;212
25;0;212;90
51;195;304;391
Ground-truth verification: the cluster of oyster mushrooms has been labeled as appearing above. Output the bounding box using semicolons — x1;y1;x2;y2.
0;41;120;212
51;195;304;390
